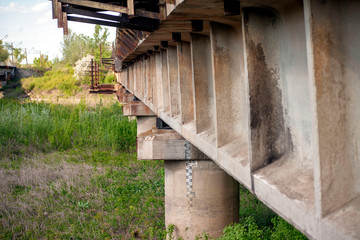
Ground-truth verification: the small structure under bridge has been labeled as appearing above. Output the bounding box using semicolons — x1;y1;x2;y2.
88;58;117;94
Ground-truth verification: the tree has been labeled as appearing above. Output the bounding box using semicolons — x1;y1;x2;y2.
60;25;113;66
91;25;112;62
61;28;91;65
33;54;51;71
0;40;9;63
13;47;26;66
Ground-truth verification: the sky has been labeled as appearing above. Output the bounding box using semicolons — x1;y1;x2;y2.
0;0;116;64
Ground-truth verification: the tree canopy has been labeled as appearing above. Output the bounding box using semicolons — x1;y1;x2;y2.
0;40;9;63
61;25;112;66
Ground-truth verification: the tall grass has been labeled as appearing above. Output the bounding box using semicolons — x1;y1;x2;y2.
0;99;136;159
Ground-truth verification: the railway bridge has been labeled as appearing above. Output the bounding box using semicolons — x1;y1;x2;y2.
52;0;360;239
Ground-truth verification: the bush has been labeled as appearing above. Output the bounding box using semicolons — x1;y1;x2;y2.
220;217;269;240
270;217;307;240
103;73;115;83
73;54;93;84
21;67;80;96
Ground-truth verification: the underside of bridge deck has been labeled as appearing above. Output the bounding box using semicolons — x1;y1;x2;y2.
51;0;360;239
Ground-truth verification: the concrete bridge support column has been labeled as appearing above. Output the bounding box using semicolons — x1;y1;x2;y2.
165;160;239;239
137;125;239;239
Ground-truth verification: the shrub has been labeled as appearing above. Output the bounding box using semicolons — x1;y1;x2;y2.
21;67;80;96
103;73;115;83
73;54;93;84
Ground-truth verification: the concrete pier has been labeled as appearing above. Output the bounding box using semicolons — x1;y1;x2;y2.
137;122;239;239
165;160;239;239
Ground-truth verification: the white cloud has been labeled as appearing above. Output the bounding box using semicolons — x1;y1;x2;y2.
31;1;49;13
0;2;29;14
36;10;52;25
0;0;117;63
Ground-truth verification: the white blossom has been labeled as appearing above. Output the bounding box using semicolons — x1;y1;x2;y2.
73;54;94;80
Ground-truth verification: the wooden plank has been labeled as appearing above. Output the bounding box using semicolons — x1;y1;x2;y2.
135;9;160;20
63;12;68;35
127;0;134;15
58;0;128;14
57;2;63;28
159;0;167;20
52;0;58;19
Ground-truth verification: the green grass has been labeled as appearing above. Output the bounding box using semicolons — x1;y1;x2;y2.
0;149;165;239
217;185;307;240
0;99;307;240
0;99;165;239
0;98;136;160
21;67;81;96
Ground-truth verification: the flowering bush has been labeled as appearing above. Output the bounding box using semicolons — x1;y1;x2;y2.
73;54;93;81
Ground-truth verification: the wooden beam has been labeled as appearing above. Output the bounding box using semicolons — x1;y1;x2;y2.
135;9;160;20
63;5;129;22
57;2;63;28
58;0;129;14
63;12;68;35
127;0;134;15
52;0;58;19
159;0;167;20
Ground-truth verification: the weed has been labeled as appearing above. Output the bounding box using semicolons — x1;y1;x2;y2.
166;224;175;240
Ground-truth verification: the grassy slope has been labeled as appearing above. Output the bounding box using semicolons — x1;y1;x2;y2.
21;67;80;96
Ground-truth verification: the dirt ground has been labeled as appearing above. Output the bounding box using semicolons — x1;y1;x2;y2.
28;87;118;107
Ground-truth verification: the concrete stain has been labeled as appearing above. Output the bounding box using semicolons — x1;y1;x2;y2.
244;8;292;172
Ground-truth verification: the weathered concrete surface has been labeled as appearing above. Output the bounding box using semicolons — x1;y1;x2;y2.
117;93;134;103
165;160;239;239
137;128;208;160
191;33;215;135
177;41;194;124
136;116;157;137
167;46;180;118
113;0;360;239
122;101;155;116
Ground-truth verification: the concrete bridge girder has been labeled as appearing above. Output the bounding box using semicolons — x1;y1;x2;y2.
115;0;360;239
